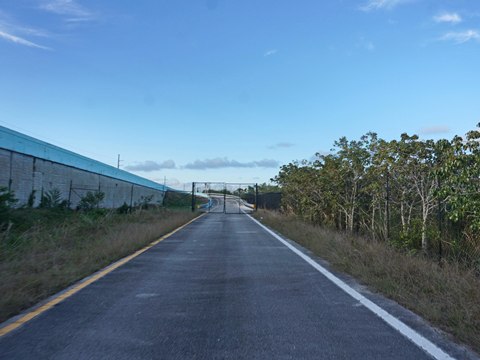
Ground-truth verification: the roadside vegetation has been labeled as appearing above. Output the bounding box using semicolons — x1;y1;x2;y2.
0;188;198;323
273;129;480;267
263;128;480;352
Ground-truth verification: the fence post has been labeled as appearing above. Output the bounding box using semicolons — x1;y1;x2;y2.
223;183;226;214
97;181;101;209
68;180;73;208
191;182;196;212
130;184;134;208
386;170;390;241
8;151;13;192
437;177;443;263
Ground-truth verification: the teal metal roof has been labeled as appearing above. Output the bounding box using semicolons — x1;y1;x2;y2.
0;126;168;192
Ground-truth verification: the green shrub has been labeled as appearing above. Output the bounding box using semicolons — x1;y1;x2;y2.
77;191;105;211
39;188;67;209
0;187;17;225
117;202;131;214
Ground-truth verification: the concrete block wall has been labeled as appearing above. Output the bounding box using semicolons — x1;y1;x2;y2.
0;150;10;193
0;139;167;208
0;148;165;209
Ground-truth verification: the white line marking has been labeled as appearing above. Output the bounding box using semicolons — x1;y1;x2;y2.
248;215;455;360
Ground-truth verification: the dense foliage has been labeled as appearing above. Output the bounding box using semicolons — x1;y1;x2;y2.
273;131;480;266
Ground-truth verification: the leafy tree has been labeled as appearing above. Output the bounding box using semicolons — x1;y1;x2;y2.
331;134;373;232
389;134;439;251
439;131;480;231
273;160;324;223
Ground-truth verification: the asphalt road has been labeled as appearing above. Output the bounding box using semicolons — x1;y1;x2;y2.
0;213;468;359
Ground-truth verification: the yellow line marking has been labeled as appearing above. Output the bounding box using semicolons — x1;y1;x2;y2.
0;213;206;338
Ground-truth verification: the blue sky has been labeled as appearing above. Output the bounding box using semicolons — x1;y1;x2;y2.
1;0;479;189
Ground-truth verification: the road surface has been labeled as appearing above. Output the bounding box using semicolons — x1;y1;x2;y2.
0;213;472;359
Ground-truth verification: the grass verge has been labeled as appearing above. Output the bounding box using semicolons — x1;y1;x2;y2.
255;210;480;354
0;208;198;323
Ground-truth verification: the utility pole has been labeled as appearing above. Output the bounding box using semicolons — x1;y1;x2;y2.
117;154;121;169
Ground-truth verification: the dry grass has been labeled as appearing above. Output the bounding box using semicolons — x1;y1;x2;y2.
0;208;198;323
256;210;480;353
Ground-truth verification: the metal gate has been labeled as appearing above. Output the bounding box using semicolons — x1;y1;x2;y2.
191;182;258;214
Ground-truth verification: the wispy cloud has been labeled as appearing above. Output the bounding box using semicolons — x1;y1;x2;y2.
183;158;279;170
360;0;413;12
0;1;97;50
434;12;462;24
0;30;50;50
440;30;480;44
268;142;295;150
40;0;95;21
418;125;450;135
264;49;278;57
124;160;176;172
0;11;51;49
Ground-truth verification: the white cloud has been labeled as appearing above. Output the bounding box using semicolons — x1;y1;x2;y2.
124;160;176;172
14;26;50;38
183;158;279;170
264;49;278;57
0;11;51;49
440;30;480;44
0;30;50;50
418;126;450;135
40;0;94;21
360;0;413;12
434;12;462;24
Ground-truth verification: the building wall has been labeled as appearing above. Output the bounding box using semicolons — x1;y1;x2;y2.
0;127;166;208
1;149;165;208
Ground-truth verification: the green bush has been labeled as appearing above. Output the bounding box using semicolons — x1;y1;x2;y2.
77;191;105;211
117;202;131;214
0;187;17;225
39;188;67;209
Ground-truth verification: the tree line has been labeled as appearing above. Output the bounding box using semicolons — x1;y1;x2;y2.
273;130;480;266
